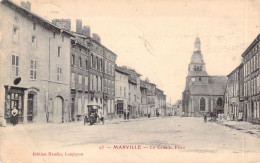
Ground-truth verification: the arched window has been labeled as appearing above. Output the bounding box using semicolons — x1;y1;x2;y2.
96;57;98;70
217;97;223;107
91;54;93;68
200;97;205;111
100;59;103;71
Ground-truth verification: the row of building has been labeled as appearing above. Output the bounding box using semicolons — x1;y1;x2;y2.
225;34;260;124
0;0;166;125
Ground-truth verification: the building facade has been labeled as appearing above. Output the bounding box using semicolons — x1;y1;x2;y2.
140;80;148;117
226;64;242;121
241;34;260;123
127;68;141;118
182;37;227;117
146;82;156;117
115;65;130;117
0;0;72;125
70;38;89;121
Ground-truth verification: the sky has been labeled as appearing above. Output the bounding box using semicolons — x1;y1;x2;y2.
13;0;260;104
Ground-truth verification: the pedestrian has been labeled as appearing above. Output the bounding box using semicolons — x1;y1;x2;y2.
204;114;207;122
11;106;18;126
127;109;130;120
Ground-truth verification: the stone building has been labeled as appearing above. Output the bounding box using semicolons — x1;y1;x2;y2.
182;37;227;116
225;64;242;120
70;38;89;121
155;88;166;116
127;68;142;118
241;34;260;123
140;80;148;117
146;82;156;117
115;65;130;117
71;25;117;118
0;0;73;125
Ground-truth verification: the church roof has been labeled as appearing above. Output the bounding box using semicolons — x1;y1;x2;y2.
189;76;227;96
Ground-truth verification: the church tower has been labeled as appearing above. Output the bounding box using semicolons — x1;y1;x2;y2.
186;37;209;88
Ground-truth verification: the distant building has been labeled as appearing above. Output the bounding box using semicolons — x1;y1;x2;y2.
182;37;227;116
52;19;71;31
127;68;142;118
140;80;148;117
225;64;242;121
115;65;130;117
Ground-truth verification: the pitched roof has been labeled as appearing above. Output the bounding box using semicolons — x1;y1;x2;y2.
1;0;73;37
190;76;227;96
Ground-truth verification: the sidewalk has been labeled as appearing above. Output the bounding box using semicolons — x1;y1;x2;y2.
217;119;260;138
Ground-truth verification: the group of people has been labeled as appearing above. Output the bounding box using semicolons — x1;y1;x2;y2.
123;109;130;120
204;112;222;123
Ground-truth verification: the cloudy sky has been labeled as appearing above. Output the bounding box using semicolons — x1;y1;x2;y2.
14;0;260;103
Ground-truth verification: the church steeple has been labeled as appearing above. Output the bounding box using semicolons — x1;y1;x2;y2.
188;37;208;77
194;37;201;51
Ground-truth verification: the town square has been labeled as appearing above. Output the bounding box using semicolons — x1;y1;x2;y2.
0;0;260;162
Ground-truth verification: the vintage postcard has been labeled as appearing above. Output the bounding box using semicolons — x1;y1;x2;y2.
0;0;260;162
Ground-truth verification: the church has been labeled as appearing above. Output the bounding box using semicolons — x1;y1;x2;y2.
182;37;227;117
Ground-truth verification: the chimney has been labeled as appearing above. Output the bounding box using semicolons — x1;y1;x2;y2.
82;26;91;37
92;33;101;43
21;1;31;11
76;19;82;34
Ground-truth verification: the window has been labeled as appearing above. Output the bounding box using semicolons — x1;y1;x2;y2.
91;54;93;68
112;65;114;76
85;76;88;87
100;77;103;92
57;66;62;81
200;97;205;111
96;57;98;70
90;74;93;90
30;59;37;79
105;61;107;73
120;86;122;96
13;27;19;44
79;57;82;67
33;23;36;30
79;74;82;84
32;36;37;48
217;98;223;107
124;87;126;97
199;77;201;81
96;76;98;91
104;79;107;92
58;47;61;57
85;60;88;69
100;59;103;71
62;35;64;42
72;73;75;83
134;95;136;102
11;54;19;77
72;54;75;65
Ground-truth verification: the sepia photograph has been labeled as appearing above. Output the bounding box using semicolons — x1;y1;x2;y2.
0;0;260;162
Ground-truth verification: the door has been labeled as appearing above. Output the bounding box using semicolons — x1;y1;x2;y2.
27;92;36;122
71;98;75;121
53;96;63;123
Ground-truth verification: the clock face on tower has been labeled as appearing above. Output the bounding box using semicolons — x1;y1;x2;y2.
191;78;195;82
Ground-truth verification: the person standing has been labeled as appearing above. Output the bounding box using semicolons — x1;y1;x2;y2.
11;106;18;126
